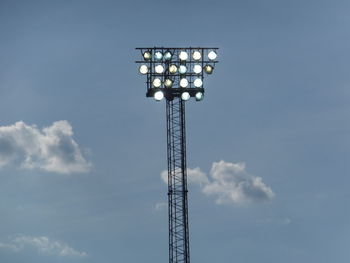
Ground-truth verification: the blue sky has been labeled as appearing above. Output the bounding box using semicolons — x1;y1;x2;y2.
0;0;350;262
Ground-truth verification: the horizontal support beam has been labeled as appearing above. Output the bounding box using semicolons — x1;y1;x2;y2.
146;88;204;99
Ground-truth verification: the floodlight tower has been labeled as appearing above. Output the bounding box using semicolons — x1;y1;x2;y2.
136;47;218;263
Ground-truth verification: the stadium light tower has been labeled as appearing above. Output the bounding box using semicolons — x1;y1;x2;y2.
136;47;218;263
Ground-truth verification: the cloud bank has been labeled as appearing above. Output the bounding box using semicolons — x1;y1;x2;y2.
155;201;167;211
0;121;91;174
161;160;274;205
0;235;87;257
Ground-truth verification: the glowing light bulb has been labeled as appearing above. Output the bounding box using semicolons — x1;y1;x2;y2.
164;51;172;60
155;64;164;74
192;51;201;60
179;51;188;61
208;50;217;60
179;65;187;74
143;51;152;60
154;51;163;60
153;78;162;88
139;65;148;74
169;64;177;74
194;78;203;87
181;92;190;101
195;92;204;101
154;91;164;101
180;78;189;88
193;64;202;74
164;79;173;88
204;65;213;74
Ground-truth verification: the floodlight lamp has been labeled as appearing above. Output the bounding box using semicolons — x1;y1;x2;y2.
204;65;213;74
164;79;173;88
155;51;163;61
179;51;188;61
164;51;172;61
179;65;187;74
181;92;190;101
154;91;164;101
153;78;162;88
192;51;201;60
169;64;178;74
180;78;189;88
194;78;203;87
195;92;204;101
139;65;148;74
208;50;217;60
143;51;152;60
155;64;165;74
193;64;202;74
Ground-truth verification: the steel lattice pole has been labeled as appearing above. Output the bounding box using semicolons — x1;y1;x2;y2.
166;97;190;263
136;46;218;263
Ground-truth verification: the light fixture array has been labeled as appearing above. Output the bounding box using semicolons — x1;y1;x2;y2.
136;47;218;101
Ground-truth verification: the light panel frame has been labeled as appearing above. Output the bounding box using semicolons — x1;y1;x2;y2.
136;47;218;100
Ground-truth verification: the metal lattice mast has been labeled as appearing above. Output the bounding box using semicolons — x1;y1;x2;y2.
136;47;218;263
166;98;190;263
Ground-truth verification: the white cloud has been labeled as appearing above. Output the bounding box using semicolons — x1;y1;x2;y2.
155;201;167;211
161;167;209;185
0;242;21;251
0;235;87;257
0;121;91;174
187;167;209;185
203;160;275;205
160;160;274;205
160;170;168;184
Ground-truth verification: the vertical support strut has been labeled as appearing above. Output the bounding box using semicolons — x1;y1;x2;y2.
166;97;190;263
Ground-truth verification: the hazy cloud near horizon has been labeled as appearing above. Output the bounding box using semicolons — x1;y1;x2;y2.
161;160;274;205
0;121;91;174
0;235;87;257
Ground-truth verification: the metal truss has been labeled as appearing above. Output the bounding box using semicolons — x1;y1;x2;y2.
166;97;190;263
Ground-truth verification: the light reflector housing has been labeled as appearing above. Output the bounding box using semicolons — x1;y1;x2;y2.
194;78;203;87
193;64;202;74
153;78;162;88
169;64;178;74
139;65;148;74
192;51;201;60
204;65;213;74
164;51;172;60
180;78;189;88
181;92;190;101
208;50;217;60
143;51;152;60
195;92;204;101
179;65;187;74
154;51;163;60
154;91;164;101
164;79;173;88
179;51;188;61
155;64;165;74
